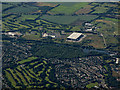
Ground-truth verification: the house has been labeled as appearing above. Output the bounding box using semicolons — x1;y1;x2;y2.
67;32;83;41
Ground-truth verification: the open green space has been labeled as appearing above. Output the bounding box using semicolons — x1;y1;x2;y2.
41;15;98;25
101;17;118;22
86;82;98;88
3;5;39;14
49;2;89;15
49;2;78;7
17;57;38;64
3;2;22;5
5;71;16;87
23;33;41;40
92;6;108;14
17;15;39;21
2;4;13;10
104;65;108;71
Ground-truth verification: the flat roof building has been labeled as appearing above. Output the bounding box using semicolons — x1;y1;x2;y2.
67;32;83;41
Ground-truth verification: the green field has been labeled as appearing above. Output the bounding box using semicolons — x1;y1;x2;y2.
92;6;108;14
17;57;38;64
3;5;39;14
2;4;13;10
3;2;22;5
101;17;118;22
86;82;98;88
41;15;98;24
49;2;79;7
49;2;89;15
23;32;41;40
17;15;39;21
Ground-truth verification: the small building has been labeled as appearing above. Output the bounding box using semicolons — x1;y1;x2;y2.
42;33;56;38
116;58;119;64
85;28;93;32
61;31;66;35
67;32;83;41
42;33;48;37
85;23;93;26
49;35;56;38
8;32;15;36
7;32;22;36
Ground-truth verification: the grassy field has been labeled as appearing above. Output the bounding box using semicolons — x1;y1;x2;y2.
83;34;105;49
49;2;89;15
75;5;93;14
23;31;41;40
33;2;58;7
90;17;118;50
2;4;13;10
17;15;39;21
3;2;22;5
17;57;38;64
92;6;108;14
101;17;118;22
51;2;79;7
5;70;16;87
41;15;98;25
3;5;39;14
86;82;98;88
95;20;118;36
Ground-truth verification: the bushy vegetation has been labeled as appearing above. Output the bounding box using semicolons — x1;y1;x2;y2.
32;41;85;59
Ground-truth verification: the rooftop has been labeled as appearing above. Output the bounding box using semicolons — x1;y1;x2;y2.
67;32;82;40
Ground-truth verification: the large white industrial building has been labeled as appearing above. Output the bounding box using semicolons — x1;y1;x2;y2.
67;32;83;41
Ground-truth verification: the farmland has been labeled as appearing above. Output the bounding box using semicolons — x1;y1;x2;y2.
75;5;93;15
17;15;39;21
41;15;98;25
2;4;13;10
3;5;39;14
92;6;108;14
49;2;89;15
33;2;58;7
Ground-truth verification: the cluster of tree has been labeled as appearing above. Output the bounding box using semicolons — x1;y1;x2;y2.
31;40;85;59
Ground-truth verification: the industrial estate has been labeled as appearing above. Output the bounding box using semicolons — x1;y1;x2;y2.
1;2;120;89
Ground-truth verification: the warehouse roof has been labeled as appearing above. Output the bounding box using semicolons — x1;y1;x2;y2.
67;32;82;40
